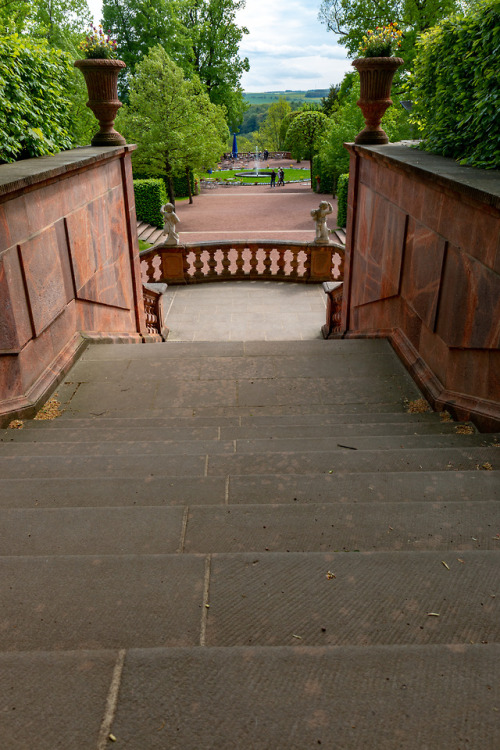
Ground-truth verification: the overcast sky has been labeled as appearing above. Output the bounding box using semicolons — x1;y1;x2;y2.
86;0;352;91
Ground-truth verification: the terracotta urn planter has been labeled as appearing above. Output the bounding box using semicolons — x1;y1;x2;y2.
352;56;403;145
74;58;126;146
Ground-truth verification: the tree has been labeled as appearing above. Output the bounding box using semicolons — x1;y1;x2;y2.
102;0;249;126
117;45;227;204
285;111;329;181
321;84;340;116
256;97;291;151
0;34;73;162
318;0;462;66
176;0;249;128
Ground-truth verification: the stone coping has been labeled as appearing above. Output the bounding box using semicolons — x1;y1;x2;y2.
0;145;136;200
346;142;500;210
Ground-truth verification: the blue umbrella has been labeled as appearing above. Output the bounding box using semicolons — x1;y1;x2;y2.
232;133;238;158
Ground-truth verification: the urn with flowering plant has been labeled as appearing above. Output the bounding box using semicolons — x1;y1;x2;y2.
74;25;126;146
352;22;404;145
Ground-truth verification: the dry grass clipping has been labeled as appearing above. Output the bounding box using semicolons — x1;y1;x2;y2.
439;410;453;422
34;394;62;421
8;419;24;429
406;398;431;414
455;425;475;434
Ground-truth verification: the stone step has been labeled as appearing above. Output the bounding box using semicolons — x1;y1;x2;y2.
1;551;497;651
0;439;236;456
2;644;498;749
207;447;499;477
2;421;475;444
1;471;495;509
1;501;498;556
2;430;490;456
234;433;497;453
75;338;400;360
1;445;498;480
15;411;452;431
228;470;500;504
0;446;497;479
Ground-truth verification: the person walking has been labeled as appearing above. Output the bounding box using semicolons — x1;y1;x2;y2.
278;168;285;186
270;169;276;188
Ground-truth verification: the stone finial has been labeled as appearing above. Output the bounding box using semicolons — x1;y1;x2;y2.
160;203;180;246
311;201;333;244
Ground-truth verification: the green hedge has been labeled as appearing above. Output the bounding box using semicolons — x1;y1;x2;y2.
336;174;349;228
133;179;167;227
0;35;72;163
133;170;195;198
410;1;500;169
312;154;336;194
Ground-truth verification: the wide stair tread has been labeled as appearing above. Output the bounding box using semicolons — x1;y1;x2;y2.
1;339;498;748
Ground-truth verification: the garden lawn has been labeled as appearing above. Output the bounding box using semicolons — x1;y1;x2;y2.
201;167;309;184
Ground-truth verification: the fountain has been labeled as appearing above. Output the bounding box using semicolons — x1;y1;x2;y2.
254;147;260;177
236;147;271;180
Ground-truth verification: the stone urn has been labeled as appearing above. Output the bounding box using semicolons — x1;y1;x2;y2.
74;58;126;146
352;56;403;145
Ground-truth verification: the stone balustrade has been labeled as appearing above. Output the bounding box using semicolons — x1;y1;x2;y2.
140;240;344;285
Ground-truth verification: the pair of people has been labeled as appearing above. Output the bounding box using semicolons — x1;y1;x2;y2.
270;168;285;188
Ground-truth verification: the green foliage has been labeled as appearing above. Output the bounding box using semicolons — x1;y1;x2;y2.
134;170;195;198
256;97;292;151
0;34;73;163
316;75;412;193
118;46;227;204
336;173;349;228
312;154;335;194
133;178;167;226
285;110;329;181
409;1;500;169
102;0;249;126
318;0;462;67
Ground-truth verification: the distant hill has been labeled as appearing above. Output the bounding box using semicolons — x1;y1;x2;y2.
243;90;329;105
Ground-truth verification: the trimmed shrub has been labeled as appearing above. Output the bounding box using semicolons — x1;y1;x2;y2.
410;1;500;169
312;154;336;194
133;179;167;227
133;170;195;199
0;35;72;163
336;174;349;228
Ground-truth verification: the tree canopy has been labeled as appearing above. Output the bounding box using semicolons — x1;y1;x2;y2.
318;0;462;65
116;45;227;203
102;0;249;128
285;111;329;181
256;97;291;151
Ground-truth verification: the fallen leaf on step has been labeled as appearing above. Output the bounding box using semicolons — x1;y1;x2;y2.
441;561;450;570
427;612;440;617
326;571;336;579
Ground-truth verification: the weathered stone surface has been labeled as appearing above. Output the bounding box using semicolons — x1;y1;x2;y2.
343;143;500;430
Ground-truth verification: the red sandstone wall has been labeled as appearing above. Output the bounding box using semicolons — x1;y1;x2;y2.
341;143;500;431
0;146;149;423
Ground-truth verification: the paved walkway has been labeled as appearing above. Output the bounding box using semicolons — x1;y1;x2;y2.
163;281;327;341
138;157;340;245
147;157;334;342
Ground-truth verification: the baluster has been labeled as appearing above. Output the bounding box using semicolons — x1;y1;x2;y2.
193;248;204;280
235;246;244;277
140;258;148;284
207;246;218;279
249;244;259;278
263;246;272;278
221;246;231;278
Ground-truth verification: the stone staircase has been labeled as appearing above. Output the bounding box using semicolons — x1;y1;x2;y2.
1;339;499;748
